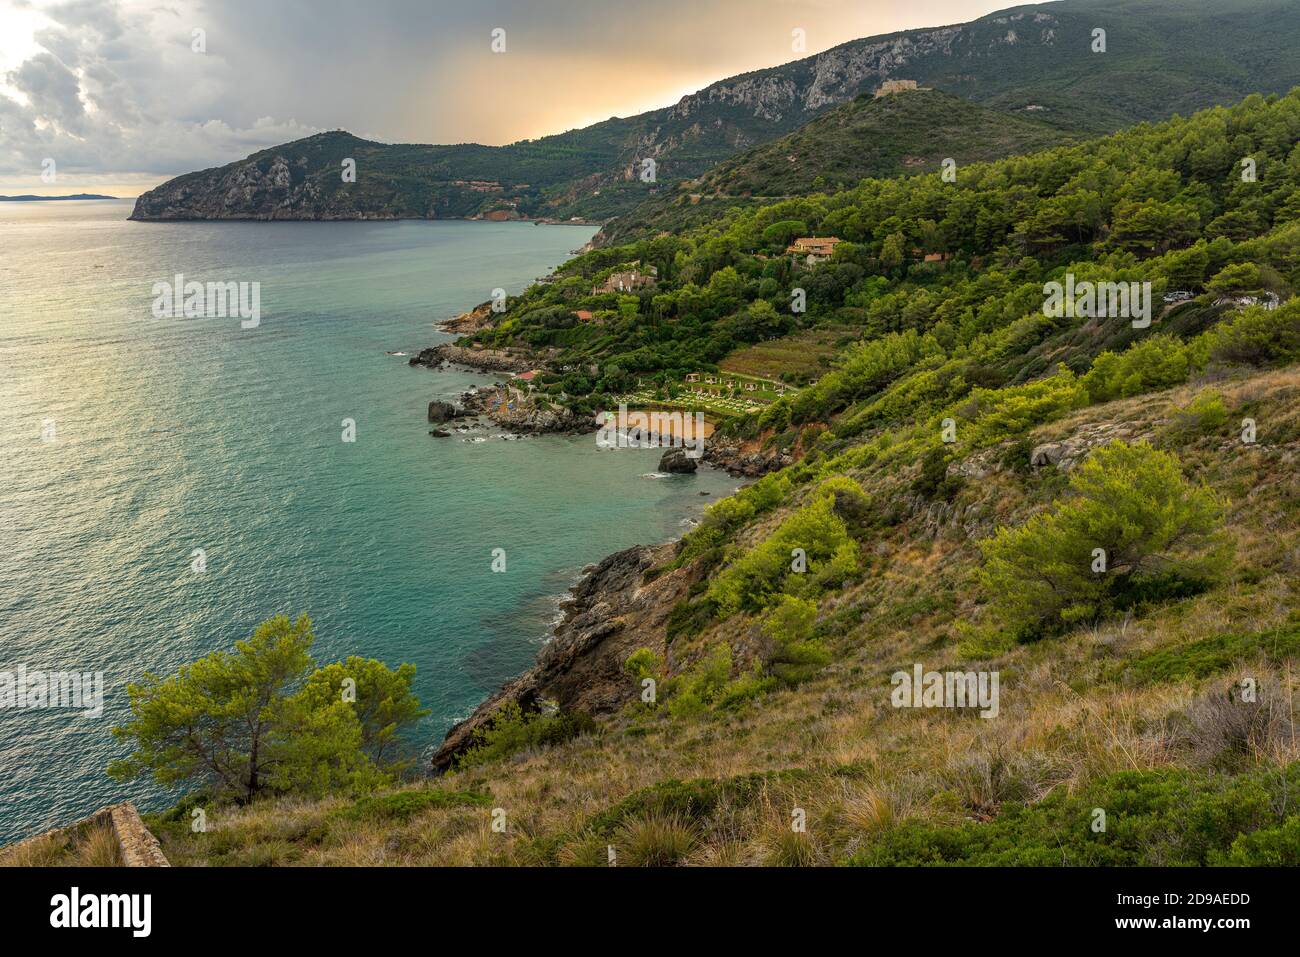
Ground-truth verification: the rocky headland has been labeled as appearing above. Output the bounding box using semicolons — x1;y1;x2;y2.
438;302;498;335
430;540;703;771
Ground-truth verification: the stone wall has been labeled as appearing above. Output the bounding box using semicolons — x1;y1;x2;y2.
5;801;169;867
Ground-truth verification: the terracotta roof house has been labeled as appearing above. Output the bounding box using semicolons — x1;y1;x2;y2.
786;237;842;263
573;310;596;322
514;370;541;383
592;264;658;295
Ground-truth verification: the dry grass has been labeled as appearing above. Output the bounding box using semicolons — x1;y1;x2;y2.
0;832;68;867
144;369;1300;866
0;820;123;867
75;822;125;867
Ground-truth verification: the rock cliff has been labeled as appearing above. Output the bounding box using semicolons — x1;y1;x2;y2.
431;541;700;770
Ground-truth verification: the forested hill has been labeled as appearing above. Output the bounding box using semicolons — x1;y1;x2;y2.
454;88;1300;425
131;0;1300;224
596;88;1070;246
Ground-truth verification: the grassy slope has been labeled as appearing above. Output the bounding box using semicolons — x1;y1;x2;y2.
720;328;849;380
151;365;1300;866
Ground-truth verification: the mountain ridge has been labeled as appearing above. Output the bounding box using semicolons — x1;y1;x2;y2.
131;0;1300;225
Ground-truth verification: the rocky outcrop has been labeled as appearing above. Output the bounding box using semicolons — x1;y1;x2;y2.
130;142;429;222
1029;422;1141;471
431;542;700;771
458;384;589;434
439;301;498;335
409;343;533;373
703;440;793;477
668;25;966;123
658;447;699;473
427;401;460;424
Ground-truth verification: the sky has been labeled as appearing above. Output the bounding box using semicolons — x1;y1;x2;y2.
0;0;1017;195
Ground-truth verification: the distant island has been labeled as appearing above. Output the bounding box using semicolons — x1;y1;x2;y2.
0;194;118;201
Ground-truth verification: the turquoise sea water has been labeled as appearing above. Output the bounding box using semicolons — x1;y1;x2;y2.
0;202;737;842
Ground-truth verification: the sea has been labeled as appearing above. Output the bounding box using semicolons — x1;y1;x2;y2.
0;200;737;843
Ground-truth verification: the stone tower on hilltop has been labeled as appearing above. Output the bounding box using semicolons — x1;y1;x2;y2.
875;79;921;98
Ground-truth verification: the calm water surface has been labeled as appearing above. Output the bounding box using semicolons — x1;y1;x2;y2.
0;201;736;841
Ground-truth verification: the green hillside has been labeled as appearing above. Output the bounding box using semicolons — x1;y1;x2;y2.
77;88;1300;867
599;88;1071;245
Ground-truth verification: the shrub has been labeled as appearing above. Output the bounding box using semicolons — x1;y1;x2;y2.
1203;300;1300;367
792;329;941;423
623;647;664;681
714;665;779;710
761;595;831;686
673;473;794;567
665;598;717;644
848;764;1300;866
707;478;864;617
1174;682;1293;771
1120;625;1300;685
758;397;792;433
1171;389;1230;436
456;702;597;770
955;367;1089;447
912;445;964;501
342;787;491;823
585;770;809;838
979;441;1227;638
1082;334;1192;403
666;643;734;718
1214;817;1300;866
615;813;698;866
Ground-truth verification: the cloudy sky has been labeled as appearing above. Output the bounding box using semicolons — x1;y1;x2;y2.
0;0;1012;195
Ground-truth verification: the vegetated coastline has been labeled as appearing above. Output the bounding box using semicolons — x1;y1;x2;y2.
410;304;783;769
411;305;790;470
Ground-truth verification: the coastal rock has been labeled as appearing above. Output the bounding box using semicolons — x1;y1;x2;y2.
129;140;418;221
458;383;588;435
658;447;699;473
409;343;533;373
439;301;497;334
703;440;793;477
427;400;459;424
430;541;702;771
